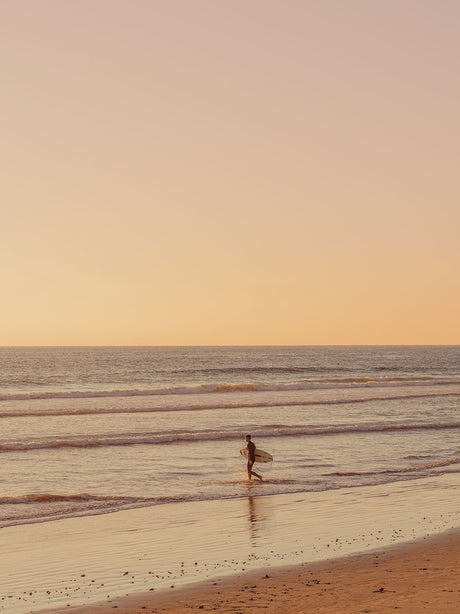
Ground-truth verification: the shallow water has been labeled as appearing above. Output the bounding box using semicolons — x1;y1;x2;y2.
1;346;459;527
2;474;460;613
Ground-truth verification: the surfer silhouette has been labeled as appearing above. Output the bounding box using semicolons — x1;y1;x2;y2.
245;434;262;481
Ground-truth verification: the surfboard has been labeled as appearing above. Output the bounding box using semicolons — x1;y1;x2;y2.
239;448;273;463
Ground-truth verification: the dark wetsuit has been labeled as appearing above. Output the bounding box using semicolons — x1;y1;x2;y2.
247;440;256;475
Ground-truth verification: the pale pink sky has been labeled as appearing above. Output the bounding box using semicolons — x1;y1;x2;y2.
2;1;459;345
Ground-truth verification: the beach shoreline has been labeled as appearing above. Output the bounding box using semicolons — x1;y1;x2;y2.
35;527;460;613
3;473;460;614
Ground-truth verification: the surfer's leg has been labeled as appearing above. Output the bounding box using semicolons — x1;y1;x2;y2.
248;460;262;480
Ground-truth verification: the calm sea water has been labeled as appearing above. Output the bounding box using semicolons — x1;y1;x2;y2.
1;346;459;529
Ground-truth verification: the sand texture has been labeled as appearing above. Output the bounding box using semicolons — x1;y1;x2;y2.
51;528;460;614
7;475;460;613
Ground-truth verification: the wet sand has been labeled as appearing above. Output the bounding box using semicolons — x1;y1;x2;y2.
46;528;460;613
3;474;460;613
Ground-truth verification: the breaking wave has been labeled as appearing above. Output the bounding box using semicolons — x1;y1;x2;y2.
0;493;136;505
1;376;459;402
1;390;459;418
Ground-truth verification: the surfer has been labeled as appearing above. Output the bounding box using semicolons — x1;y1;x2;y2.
245;434;263;481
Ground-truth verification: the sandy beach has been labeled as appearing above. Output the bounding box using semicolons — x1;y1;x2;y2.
62;527;460;613
2;473;460;614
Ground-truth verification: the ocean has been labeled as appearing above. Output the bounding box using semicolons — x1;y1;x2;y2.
1;346;459;531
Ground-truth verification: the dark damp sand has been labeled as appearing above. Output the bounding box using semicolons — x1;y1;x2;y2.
42;528;460;614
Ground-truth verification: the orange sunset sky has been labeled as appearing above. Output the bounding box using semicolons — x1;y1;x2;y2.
2;1;459;346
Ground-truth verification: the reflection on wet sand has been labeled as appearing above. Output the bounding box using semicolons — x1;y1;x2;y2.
246;491;273;546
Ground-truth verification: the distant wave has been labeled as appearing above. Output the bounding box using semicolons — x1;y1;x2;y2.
1;376;459;402
3;420;460;452
163;366;356;376
1;390;459;418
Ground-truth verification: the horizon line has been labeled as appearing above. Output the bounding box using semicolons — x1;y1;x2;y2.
1;344;459;349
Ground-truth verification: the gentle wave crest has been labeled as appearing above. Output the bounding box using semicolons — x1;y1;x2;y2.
0;493;137;505
3;421;460;452
1;375;458;402
0;493;189;528
332;457;460;477
1;390;459;418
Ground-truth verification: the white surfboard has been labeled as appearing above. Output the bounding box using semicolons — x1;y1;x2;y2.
240;448;273;463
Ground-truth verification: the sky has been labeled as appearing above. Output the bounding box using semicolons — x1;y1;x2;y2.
2;0;459;346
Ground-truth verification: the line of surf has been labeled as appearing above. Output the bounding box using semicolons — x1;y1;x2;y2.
332;457;460;477
1;390;460;418
0;493;142;505
3;420;460;452
3;467;460;529
1;376;459;402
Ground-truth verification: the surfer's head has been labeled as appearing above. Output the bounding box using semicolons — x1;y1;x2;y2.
245;434;251;442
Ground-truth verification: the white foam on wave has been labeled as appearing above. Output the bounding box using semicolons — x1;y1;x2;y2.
0;493;133;505
1;375;458;402
3;463;460;529
3;420;460;452
332;457;460;477
2;390;459;418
